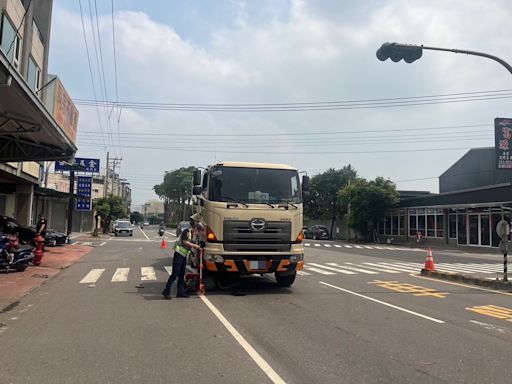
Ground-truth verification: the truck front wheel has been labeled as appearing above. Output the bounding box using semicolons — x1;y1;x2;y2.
275;271;296;287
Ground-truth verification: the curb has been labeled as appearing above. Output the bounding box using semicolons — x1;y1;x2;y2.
420;269;512;291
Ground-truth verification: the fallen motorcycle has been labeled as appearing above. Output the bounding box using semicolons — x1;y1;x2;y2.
0;233;34;272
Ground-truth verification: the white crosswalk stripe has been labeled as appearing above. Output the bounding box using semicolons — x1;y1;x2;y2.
79;269;105;284
348;262;401;274
344;245;353;248
308;262;357;275
303;265;335;275
326;262;379;274
314;244;321;247
164;266;173;275
305;243;311;247
334;245;341;248
297;270;311;276
141;267;157;281
111;268;130;282
362;245;374;249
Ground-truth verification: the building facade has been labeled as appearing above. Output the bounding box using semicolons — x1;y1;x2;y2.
378;147;512;248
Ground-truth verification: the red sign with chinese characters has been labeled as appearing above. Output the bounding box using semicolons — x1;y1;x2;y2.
495;118;512;169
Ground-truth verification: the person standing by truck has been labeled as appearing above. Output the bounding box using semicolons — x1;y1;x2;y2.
162;227;202;300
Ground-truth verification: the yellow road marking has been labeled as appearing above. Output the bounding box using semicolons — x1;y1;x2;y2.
411;273;512;297
466;305;512;322
368;280;449;298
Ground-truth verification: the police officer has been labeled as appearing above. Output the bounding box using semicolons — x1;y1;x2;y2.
162;226;201;300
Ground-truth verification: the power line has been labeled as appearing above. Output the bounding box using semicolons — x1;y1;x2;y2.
76;122;490;138
89;0;117;156
72;89;512;112
76;143;473;155
111;0;122;155
77;0;108;149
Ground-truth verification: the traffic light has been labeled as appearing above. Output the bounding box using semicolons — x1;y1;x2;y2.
376;42;423;63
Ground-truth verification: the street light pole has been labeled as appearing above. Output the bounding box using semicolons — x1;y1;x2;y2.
376;42;512;75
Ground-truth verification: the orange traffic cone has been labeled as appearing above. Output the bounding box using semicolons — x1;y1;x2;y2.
423;248;436;271
160;236;167;249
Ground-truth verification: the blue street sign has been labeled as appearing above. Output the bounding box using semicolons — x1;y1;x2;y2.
55;157;100;173
77;176;92;197
76;196;92;211
76;176;93;211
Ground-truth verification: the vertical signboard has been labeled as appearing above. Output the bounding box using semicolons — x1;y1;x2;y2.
495;118;512;169
76;176;92;211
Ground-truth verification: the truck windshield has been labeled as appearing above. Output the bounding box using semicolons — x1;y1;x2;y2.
209;166;301;204
117;222;131;228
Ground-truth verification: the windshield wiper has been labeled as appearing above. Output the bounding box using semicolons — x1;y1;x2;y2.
221;197;249;208
277;202;298;209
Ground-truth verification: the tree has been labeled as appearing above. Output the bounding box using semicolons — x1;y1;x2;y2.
339;176;399;240
130;211;143;224
305;166;357;238
93;195;127;235
153;166;195;223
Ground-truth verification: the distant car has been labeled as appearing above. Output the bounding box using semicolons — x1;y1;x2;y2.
303;226;312;239
176;221;191;237
308;225;330;240
114;220;133;236
143;221;150;226
0;215;37;244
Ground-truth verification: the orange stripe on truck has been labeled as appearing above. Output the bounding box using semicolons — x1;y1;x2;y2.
204;260;218;272
296;261;304;271
277;260;290;272
224;260;238;272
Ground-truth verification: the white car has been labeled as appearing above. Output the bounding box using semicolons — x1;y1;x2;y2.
114;220;133;236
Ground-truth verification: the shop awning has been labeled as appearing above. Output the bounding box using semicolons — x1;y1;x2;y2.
0;51;77;161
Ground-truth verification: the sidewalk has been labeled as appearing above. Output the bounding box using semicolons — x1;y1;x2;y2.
0;244;92;312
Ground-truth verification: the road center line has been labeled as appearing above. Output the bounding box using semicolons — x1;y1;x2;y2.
139;227;150;240
319;281;445;324
199;295;286;384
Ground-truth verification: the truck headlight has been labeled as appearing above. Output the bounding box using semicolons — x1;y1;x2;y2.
206;254;224;262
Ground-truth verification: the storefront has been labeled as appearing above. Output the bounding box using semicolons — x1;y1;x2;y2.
378;147;512;248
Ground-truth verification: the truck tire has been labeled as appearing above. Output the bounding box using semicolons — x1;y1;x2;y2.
275;271;296;287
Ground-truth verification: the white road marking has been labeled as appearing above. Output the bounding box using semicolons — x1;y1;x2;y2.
297;271;311;276
326;262;379;274
164;266;173;275
314;244;321;247
334;244;341;248
141;267;157;281
304;243;311;247
99;242;106;247
111;268;130;282
373;246;385;250
108;236;113;240
308;262;356;275
354;245;364;249
81;241;92;246
324;244;332;247
80;269;105;284
303;266;335;275
370;263;419;273
362;245;374;249
344;245;353;248
200;295;286;384
345;262;400;274
320;281;445;324
165;231;177;237
139;227;150;240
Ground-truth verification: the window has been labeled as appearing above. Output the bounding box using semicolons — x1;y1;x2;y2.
409;212;417;236
385;216;391;235
436;214;444;238
27;56;41;92
0;13;21;68
427;214;435;237
399;210;405;236
449;214;456;239
392;215;399;236
378;221;384;235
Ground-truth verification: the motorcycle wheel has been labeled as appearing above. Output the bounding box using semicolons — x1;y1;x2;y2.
15;262;28;272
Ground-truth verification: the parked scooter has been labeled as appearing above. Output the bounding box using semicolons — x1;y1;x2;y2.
0;233;34;272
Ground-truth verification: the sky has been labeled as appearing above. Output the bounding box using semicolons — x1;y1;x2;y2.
48;0;512;208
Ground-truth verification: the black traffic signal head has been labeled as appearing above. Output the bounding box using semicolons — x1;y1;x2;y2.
376;42;423;64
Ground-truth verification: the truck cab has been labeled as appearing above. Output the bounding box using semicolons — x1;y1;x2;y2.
192;162;309;286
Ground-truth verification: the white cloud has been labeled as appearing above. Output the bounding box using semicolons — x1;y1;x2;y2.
50;0;512;205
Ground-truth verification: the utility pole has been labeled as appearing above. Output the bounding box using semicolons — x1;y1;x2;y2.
104;151;109;197
67;170;75;238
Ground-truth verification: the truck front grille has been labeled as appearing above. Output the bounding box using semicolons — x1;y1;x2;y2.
223;220;292;252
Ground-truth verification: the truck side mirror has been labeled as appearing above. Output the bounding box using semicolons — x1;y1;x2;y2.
192;185;202;196
302;175;310;192
193;169;201;186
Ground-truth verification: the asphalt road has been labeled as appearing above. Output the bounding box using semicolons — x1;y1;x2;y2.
1;229;511;383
